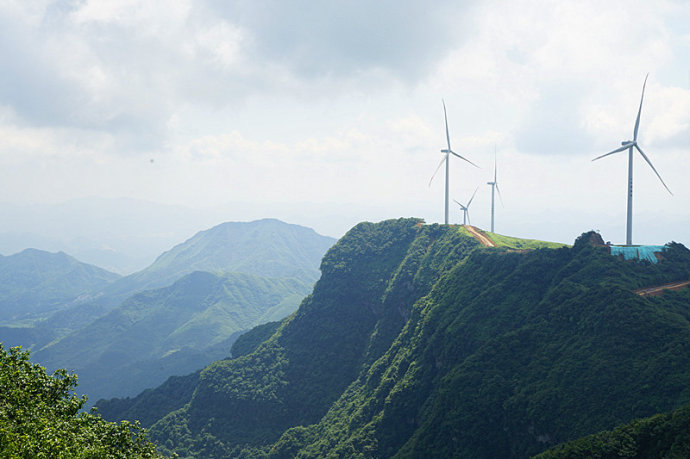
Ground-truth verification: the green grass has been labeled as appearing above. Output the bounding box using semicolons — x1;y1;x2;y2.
485;231;569;250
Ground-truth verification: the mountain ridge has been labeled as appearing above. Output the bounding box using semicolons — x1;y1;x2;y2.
98;218;335;306
98;220;690;458
33;269;313;403
0;248;120;323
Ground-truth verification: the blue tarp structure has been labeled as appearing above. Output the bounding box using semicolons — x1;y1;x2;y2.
610;245;666;264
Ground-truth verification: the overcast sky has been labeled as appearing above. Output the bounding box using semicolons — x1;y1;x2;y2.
1;0;689;248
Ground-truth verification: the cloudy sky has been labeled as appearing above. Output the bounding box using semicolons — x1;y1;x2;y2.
1;0;689;252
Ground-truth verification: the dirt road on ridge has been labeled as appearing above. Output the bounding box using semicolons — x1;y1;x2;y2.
465;225;496;247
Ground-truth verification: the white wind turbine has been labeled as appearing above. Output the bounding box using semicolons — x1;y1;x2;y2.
429;100;479;224
592;74;672;246
487;147;503;233
454;187;479;226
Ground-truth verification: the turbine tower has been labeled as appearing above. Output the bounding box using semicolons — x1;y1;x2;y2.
453;187;479;226
592;74;672;246
487;148;503;233
429;100;479;224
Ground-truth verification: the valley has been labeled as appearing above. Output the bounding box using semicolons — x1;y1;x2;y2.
0;219;335;406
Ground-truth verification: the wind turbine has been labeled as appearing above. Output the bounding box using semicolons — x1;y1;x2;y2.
429;100;479;224
592;74;672;246
454;187;479;226
487;147;503;233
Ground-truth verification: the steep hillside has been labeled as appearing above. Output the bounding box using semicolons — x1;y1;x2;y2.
0;248;120;322
34;270;311;403
535;400;690;458
116;221;690;458
271;234;690;458
100;219;335;305
95;320;283;427
142;219;481;456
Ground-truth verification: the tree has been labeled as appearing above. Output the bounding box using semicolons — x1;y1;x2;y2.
0;343;163;458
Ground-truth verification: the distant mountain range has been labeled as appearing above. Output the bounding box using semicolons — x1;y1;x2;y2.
99;218;333;305
0;219;335;404
34;271;311;403
0;249;120;322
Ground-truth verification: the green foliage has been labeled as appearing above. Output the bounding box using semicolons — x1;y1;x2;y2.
145;219;485;457
35;271;308;404
269;231;690;458
95;371;201;428
0;344;162;458
231;321;283;358
116;224;690;458
535;401;690;458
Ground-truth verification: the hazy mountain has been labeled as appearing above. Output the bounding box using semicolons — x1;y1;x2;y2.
0;248;120;322
0;218;334;406
0;198;350;274
99;218;335;306
0;198;220;274
95;219;690;458
34;270;312;403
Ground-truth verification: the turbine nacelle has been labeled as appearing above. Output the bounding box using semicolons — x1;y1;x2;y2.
622;140;634;146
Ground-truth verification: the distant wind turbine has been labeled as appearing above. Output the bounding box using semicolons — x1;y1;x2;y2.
429;100;479;224
487;147;503;233
592;74;672;246
454;187;479;226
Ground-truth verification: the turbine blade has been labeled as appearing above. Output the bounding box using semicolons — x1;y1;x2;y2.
429;156;446;187
496;183;505;207
467;211;471;227
443;99;451;151
592;144;631;161
633;73;649;142
453;199;468;211
467;186;479;207
449;150;480;168
494;147;497;182
634;144;673;195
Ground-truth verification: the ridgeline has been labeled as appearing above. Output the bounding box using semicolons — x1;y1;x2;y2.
93;219;690;458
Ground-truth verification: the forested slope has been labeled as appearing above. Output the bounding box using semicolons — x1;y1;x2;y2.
106;220;690;458
34;271;310;403
535;400;690;458
147;218;479;456
271;233;690;458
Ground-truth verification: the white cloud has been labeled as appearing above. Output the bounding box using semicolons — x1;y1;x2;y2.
0;0;689;247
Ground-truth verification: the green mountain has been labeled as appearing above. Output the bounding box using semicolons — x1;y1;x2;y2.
1;219;333;405
0;248;120;323
98;219;690;458
100;218;335;305
95;321;283;428
34;270;312;403
139;218;482;455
